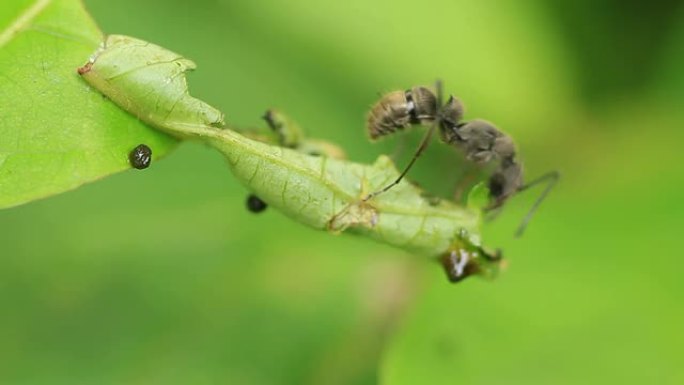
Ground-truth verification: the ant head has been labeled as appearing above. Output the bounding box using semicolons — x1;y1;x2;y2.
488;162;523;205
488;172;506;202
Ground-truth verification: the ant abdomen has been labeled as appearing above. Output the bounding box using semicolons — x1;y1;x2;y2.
367;90;412;139
366;86;438;140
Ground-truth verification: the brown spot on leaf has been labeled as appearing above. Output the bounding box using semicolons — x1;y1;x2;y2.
77;62;92;75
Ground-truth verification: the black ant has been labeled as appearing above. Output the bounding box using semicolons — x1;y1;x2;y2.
365;81;558;236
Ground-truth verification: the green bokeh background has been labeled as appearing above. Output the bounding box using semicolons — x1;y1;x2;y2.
1;0;683;384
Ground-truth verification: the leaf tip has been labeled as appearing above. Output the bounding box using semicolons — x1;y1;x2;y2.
77;61;92;75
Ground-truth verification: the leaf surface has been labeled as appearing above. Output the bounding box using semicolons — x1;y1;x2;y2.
0;0;177;209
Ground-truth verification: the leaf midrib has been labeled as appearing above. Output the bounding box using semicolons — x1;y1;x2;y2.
0;0;52;48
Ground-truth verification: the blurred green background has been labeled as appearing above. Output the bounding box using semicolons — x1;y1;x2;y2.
1;0;683;384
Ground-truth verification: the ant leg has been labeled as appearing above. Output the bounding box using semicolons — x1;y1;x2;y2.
514;170;560;237
363;121;437;201
363;80;444;201
435;79;444;106
485;206;503;222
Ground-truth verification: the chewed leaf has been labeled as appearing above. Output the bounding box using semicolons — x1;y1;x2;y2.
78;35;224;136
328;199;378;233
80;35;502;281
205;131;489;259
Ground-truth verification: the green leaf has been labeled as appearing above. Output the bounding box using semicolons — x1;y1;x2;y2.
181;125;501;279
0;0;177;209
79;34;501;280
78;35;224;136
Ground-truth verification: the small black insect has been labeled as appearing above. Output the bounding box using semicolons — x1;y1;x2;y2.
129;144;152;169
246;194;268;213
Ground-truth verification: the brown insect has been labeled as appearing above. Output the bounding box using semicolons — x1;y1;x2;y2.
365;81;558;237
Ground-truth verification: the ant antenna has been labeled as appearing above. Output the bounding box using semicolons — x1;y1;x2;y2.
435;79;444;115
364;80;443;201
514;170;559;237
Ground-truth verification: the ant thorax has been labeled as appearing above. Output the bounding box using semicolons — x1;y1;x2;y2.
440;119;516;165
438;118;525;205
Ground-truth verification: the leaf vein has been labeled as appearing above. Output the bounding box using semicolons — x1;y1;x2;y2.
0;0;53;49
